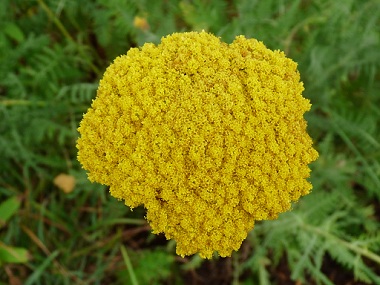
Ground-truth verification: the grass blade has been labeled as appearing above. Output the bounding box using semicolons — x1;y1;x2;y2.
120;245;139;285
24;250;59;285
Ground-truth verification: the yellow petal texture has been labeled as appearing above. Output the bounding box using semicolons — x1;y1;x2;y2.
77;31;319;259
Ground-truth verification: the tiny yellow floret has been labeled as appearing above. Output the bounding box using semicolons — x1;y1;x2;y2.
77;31;319;259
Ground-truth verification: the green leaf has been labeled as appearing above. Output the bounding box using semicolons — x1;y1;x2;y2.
0;244;29;264
118;248;174;285
134;249;174;285
4;23;25;43
0;196;21;227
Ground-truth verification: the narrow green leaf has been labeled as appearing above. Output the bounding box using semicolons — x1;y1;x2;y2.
258;257;271;285
0;196;21;227
120;245;139;285
0;244;29;263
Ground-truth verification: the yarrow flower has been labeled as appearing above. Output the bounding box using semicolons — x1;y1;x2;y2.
77;31;318;258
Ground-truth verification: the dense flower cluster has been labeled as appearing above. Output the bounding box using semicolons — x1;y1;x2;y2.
77;31;318;258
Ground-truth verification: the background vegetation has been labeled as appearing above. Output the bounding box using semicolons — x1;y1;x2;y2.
1;0;379;284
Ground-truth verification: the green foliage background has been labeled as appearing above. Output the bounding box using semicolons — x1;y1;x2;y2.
1;0;379;284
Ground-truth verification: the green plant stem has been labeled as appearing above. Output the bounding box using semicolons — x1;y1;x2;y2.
303;224;380;265
121;245;139;285
36;0;101;75
36;0;74;42
283;16;326;54
0;99;47;107
232;252;240;285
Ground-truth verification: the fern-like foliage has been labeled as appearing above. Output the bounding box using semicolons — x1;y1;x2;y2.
0;1;93;185
243;131;380;284
246;194;380;284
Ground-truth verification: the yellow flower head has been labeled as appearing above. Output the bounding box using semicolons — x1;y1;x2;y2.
77;31;318;258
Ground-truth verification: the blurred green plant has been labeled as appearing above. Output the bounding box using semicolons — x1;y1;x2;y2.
0;0;379;284
0;197;29;266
